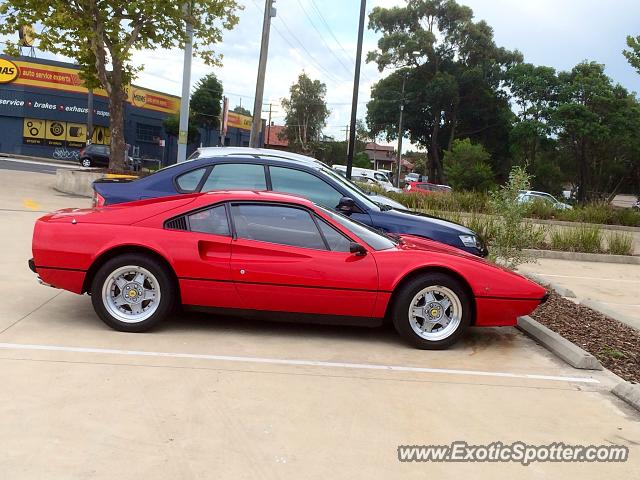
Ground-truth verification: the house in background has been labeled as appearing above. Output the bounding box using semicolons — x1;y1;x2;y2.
364;142;395;170
264;123;289;151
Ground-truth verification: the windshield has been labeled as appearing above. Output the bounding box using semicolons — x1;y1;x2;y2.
319;167;381;211
318;206;396;251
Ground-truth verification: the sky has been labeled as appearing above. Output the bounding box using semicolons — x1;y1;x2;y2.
4;0;640;143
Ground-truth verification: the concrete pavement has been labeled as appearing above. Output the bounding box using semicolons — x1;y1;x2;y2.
0;167;639;479
518;259;640;329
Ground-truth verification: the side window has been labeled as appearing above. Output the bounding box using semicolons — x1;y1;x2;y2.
316;217;351;252
176;167;207;192
269;167;343;209
188;205;230;236
201;164;266;191
374;173;386;182
231;204;326;250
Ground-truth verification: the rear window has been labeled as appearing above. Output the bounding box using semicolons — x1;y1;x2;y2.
176;168;207;192
202;164;266;191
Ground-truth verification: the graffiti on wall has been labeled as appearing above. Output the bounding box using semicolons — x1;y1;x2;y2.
52;147;80;161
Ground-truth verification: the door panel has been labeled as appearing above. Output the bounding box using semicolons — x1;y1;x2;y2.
230;238;379;317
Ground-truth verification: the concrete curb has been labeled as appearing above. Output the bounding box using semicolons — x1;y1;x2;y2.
520;272;576;298
517;316;602;370
55;169;105;197
612;382;640;412
579;299;640;331
524;249;640;264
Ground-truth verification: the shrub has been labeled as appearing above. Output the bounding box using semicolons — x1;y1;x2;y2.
549;225;603;253
606;231;634;255
443;139;495;192
488;166;543;268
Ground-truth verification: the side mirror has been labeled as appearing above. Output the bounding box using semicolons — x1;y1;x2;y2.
349;242;367;256
336;196;358;214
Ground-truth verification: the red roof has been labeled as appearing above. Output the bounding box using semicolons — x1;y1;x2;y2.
265;125;288;147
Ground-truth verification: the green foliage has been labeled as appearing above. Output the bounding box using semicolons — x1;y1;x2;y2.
233;105;251;116
606;231;634;256
623;35;640;74
488;166;542;268
366;0;521;184
0;0;240;170
190;74;223;128
162;113;199;143
443;139;495;191
549;226;603;253
281;72;330;155
353;152;371;168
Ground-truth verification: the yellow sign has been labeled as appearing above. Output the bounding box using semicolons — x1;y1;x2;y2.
92;126;109;145
227;111;259;131
0;58;18;84
66;123;86;147
22;118;45;144
18;25;35;47
45;120;66;145
2;57;180;114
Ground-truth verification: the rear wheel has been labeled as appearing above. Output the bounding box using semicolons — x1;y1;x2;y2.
81;157;92;168
391;272;471;349
91;254;175;332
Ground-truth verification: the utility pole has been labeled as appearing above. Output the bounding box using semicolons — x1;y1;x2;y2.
86;89;94;145
250;0;276;147
396;76;406;187
346;0;366;180
177;1;193;163
262;103;273;146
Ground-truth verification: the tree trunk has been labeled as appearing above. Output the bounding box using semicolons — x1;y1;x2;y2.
108;86;127;171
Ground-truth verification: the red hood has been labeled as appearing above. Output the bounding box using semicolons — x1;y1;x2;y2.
397;234;480;259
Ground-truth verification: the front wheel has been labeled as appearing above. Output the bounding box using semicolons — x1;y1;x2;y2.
80;157;92;168
391;272;471;349
91;254;175;332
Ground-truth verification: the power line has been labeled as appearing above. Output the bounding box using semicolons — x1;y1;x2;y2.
294;0;353;78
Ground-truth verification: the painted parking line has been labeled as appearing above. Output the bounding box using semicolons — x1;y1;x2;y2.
534;273;640;283
0;342;599;384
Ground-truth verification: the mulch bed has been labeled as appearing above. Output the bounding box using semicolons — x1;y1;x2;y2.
530;291;640;384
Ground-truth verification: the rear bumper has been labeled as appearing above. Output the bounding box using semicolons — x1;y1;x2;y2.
28;259;82;292
28;258;36;273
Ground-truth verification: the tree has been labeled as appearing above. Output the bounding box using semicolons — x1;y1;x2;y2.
0;0;240;170
353;152;371;168
367;0;521;183
163;113;199;143
280;72;330;155
233;105;251;116
443;139;495;191
552;62;640;201
623;35;640;74
190;74;223;128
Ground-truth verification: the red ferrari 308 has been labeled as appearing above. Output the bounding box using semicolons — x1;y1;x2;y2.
29;191;547;349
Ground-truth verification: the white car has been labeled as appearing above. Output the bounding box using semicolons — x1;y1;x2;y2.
332;165;401;193
516;190;573;210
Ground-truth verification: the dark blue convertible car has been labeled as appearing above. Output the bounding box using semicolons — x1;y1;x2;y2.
93;147;488;257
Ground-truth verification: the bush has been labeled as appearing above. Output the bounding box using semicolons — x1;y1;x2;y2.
606;231;634;255
549;225;603;253
488;166;543;268
443;139;495;192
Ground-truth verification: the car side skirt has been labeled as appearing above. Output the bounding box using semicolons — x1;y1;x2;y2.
183;305;384;327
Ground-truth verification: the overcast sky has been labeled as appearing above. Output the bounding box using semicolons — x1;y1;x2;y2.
5;0;640;142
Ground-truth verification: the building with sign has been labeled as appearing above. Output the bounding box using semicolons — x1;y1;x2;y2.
0;55;263;164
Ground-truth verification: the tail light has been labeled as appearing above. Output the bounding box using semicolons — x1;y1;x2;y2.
79;148;85;157
93;192;105;207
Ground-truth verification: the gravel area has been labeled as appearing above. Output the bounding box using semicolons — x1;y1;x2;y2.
530;291;640;383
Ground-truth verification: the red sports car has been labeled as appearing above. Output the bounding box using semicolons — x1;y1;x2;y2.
404;181;453;195
29;191;547;349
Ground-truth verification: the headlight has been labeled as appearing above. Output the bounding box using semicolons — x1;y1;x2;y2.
459;234;479;248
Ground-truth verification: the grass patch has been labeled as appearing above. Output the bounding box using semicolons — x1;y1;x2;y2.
600;346;626;359
606;231;634;255
549;225;603;253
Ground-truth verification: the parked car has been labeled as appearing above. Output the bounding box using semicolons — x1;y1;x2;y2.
29;190;546;348
92;147;488;256
79;144;142;171
516;190;573;210
404;173;426;183
405;181;452;195
332;165;401;193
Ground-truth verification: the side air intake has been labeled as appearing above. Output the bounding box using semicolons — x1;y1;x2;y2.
165;216;188;231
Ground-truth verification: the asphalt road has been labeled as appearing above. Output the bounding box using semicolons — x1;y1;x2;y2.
0;157;76;175
0;166;638;480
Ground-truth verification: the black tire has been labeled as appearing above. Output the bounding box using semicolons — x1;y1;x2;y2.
90;254;175;332
80;157;92;168
391;272;472;349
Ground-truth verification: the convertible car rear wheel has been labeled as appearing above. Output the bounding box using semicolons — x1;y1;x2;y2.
392;272;471;349
91;254;175;332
